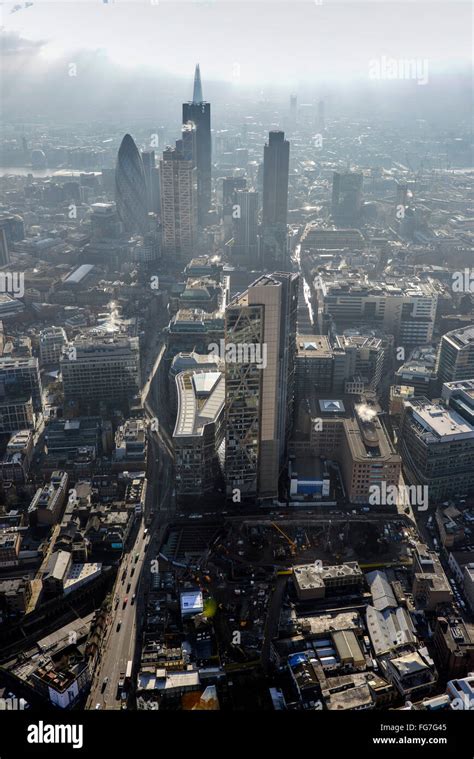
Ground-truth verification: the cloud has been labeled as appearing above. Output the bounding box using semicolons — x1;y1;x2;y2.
0;29;44;55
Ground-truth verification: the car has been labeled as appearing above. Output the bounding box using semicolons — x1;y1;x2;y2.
126;583;131;593
95;703;101;710
131;593;136;605
123;597;128;609
130;568;135;577
116;620;122;631
101;676;108;692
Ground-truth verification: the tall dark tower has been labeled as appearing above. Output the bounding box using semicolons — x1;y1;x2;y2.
261;131;290;268
115;134;148;236
182;64;212;227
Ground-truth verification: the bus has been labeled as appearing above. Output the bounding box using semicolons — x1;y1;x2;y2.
125;659;133;683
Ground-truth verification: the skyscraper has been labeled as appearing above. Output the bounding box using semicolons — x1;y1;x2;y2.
331;171;363;225
261;131;290;268
141;150;160;214
182;65;212;226
0;226;10;266
222;176;247;244
225;271;299;501
159;146;197;261
231;189;259;266
115;134;148;236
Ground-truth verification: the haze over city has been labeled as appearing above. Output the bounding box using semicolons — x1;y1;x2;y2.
0;0;472;755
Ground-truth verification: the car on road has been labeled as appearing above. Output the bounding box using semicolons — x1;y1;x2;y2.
131;593;136;605
116;619;122;631
101;676;108;693
126;583;131;593
123;597;128;608
134;553;139;563
95;703;101;710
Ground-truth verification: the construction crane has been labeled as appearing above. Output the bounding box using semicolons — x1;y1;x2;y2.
271;522;297;555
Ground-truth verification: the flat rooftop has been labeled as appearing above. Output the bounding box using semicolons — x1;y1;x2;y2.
407;400;474;442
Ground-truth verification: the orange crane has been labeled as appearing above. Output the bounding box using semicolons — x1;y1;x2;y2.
271;522;297;555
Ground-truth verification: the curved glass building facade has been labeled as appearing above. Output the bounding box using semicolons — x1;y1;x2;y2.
115;134;148;236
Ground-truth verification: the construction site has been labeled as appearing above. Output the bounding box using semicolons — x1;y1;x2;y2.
217;516;415;572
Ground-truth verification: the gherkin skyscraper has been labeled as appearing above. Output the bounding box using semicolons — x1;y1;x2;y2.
115;134;148;236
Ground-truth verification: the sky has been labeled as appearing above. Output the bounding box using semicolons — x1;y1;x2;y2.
0;1;471;121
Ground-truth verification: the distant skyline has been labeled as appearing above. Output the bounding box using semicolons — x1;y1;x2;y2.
1;1;471;124
2;1;471;86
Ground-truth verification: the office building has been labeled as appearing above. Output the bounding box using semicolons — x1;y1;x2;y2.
39;326;67;366
113;418;147;471
60;336;140;409
0;397;34;433
295;334;385;403
436;326;474;386
231;189;259;266
141;149;160;214
332;171;363;225
295;335;334;402
294;395;401;504
395;359;438;398
225;272;298;500
261;131;290;267
399;388;474;501
115;133;148;236
29;471;69;526
90;202;121;240
222;176;247;243
412;543;453;611
0;356;42;411
173;369;225;500
0;226;10;266
319;275;438;347
160;147;197;261
0;429;34;483
182;65;212;226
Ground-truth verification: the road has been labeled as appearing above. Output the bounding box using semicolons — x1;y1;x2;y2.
87;330;175;709
87;522;149;710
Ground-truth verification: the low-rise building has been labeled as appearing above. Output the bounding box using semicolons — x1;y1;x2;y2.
29;471;69;526
0;429;34;483
0;530;21;567
381;650;437;699
293;561;363;601
0;576;32;614
412;543;453;611
433;616;474;677
436;505;466;548
113;418;147;471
